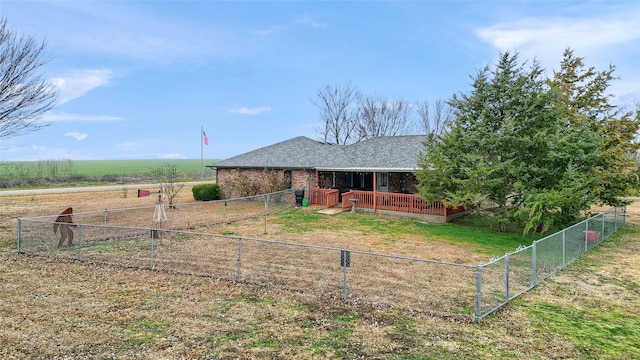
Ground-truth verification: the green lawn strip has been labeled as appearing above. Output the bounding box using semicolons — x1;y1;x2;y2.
523;302;640;358
278;209;534;256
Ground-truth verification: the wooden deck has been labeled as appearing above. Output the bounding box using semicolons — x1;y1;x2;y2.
310;188;465;223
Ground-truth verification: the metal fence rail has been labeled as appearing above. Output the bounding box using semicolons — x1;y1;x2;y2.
16;199;626;322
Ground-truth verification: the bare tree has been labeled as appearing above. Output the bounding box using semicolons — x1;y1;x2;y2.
0;19;58;141
313;82;361;145
415;99;451;136
357;96;414;140
152;162;185;208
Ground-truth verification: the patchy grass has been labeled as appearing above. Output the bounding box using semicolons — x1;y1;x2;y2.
523;302;640;358
279;209;535;256
0;188;638;359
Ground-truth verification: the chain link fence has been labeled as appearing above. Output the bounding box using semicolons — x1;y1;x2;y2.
16;196;626;322
476;206;626;322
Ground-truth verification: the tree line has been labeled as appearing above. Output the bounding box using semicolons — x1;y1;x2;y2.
313;82;450;145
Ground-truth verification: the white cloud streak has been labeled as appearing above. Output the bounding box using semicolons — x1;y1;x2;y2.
64;132;88;141
296;16;328;28
160;153;187;159
228;106;272;115
51;69;114;105
42;111;125;122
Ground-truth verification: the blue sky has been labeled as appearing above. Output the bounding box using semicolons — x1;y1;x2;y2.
1;0;639;161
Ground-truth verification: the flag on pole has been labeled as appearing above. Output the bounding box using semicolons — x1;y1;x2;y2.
203;130;209;145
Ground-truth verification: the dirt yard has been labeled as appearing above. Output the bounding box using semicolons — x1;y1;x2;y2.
1;188;639;359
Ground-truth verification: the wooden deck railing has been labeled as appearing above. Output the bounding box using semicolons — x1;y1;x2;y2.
310;188;465;222
340;190;465;223
310;188;340;208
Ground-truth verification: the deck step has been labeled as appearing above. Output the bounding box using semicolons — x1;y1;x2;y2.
317;208;345;215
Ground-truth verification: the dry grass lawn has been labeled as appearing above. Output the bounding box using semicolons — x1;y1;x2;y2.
1;187;639;359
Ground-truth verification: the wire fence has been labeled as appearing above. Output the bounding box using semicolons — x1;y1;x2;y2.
20;189;296;235
16;195;626;322
476;206;626;321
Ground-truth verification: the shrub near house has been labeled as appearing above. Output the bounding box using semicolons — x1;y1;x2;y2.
192;184;221;201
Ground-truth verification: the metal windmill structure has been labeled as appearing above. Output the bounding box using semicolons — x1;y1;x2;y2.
151;185;168;239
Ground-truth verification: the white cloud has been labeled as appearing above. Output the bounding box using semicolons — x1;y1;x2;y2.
64;132;88;141
475;9;640;104
41;111;125;122
160;153;187;159
228;106;272;115
476;16;640;56
51;69;114;105
254;25;290;36
296;16;328;28
46;2;242;63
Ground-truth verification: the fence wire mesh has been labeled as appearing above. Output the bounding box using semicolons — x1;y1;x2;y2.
476;206;626;322
16;198;625;323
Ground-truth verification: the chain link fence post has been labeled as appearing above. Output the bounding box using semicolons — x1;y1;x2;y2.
340;250;349;300
531;241;537;287
505;254;510;302
103;209;108;242
16;218;21;254
76;225;83;260
264;194;268;234
475;265;482;323
224;200;227;225
170;205;175;230
584;220;589;253
150;230;155;270
562;229;566;268
237;237;243;282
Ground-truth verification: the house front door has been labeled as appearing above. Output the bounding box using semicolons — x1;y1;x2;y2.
376;172;388;192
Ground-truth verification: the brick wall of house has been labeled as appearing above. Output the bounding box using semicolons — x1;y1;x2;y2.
217;168;317;198
291;169;317;192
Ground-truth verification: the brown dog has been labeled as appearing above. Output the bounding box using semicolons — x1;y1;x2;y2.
53;207;76;247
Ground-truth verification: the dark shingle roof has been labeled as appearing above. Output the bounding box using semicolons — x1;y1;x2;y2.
212;135;426;172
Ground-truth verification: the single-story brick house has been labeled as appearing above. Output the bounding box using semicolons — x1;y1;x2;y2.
210;135;464;222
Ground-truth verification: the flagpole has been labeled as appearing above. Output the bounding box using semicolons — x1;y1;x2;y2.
200;126;204;180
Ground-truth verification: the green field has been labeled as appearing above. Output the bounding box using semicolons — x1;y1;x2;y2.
68;159;219;176
0;159;219;178
0;159;219;188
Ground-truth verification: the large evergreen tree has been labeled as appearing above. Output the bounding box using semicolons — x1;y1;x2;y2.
416;50;639;233
548;49;640;208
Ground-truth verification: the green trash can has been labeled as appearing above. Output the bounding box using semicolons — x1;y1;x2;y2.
302;199;309;207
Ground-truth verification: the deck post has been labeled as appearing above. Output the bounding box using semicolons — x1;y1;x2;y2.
444;199;448;224
373;171;377;214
